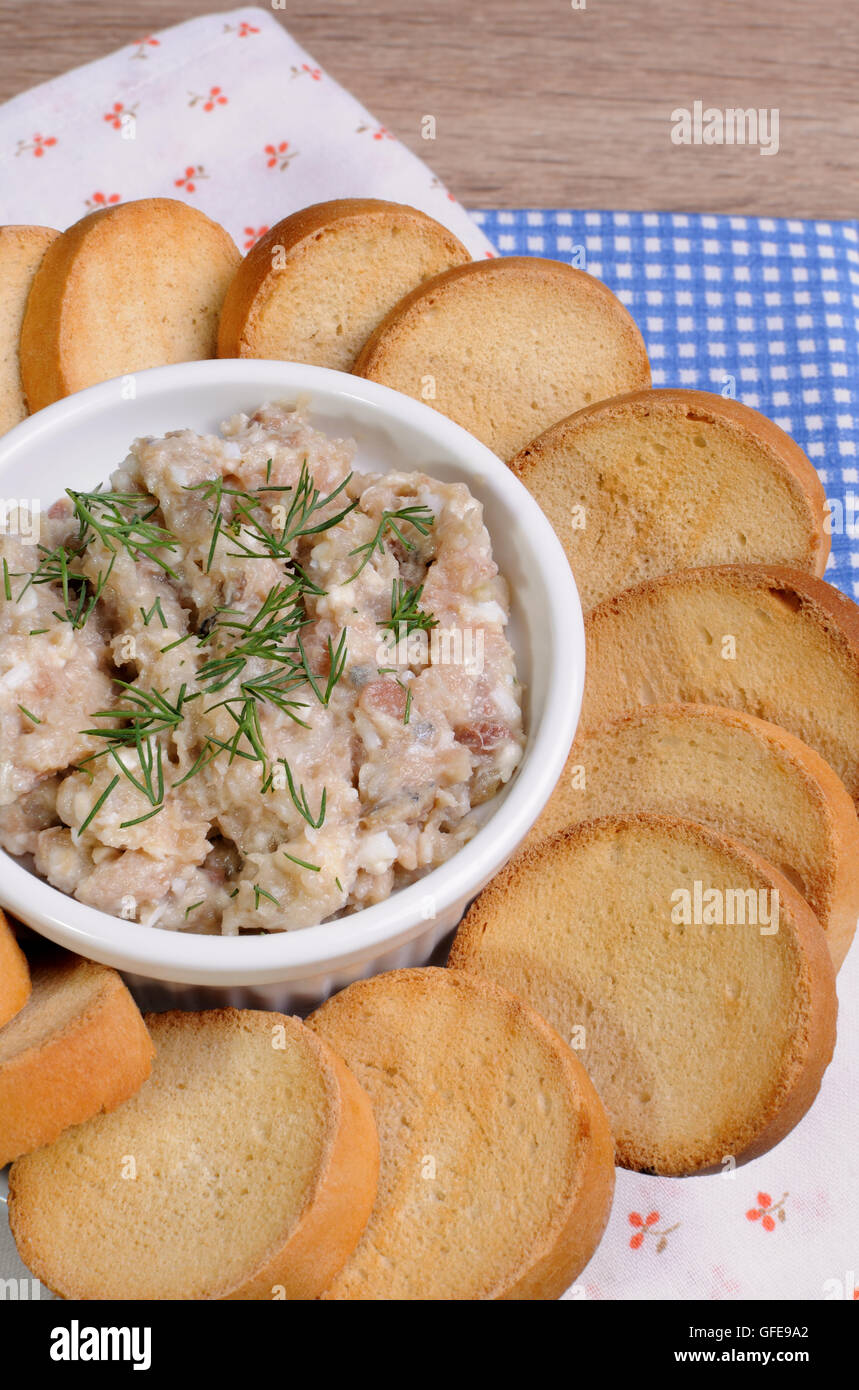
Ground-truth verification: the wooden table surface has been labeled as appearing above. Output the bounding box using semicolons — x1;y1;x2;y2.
0;0;856;219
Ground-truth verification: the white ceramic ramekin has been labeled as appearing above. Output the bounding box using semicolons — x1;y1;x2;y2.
0;360;584;1012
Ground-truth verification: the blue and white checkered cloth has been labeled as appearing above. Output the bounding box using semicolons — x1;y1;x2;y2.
473;210;859;600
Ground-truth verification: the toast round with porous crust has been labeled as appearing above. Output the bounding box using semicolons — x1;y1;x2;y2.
8;1007;379;1301
309;967;615;1300
523;704;859;970
450;815;837;1176
0;953;153;1166
581;564;859;805
20;198;240;410
353;256;651;460
510;389;830;610
217;198;471;372
0;907;30;1027
0;224;58;433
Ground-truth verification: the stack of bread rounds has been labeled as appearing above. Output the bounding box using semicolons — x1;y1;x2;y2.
19;198;240;410
217;199;471;372
579;564;859;804
353;256;651;459
0;908;31;1027
308;968;614;1300
0;225;58;433
0;952;154;1166
511;389;830;610
450;816;837;1176
8;1008;379;1301
523;705;859;970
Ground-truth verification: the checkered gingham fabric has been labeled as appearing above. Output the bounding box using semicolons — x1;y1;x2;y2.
473;210;859;601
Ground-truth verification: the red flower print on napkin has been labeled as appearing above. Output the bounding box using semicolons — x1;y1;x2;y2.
264;141;299;171
746;1191;787;1232
290;63;322;80
225;21;260;37
16;133;57;158
174;165;208;194
243;226;269;251
628;1210;680;1253
85;192;121;211
103;102;138;131
189;87;228;112
131;36;160;60
356;123;394;141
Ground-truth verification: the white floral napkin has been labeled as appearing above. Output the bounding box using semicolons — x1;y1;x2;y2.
0;5;493;258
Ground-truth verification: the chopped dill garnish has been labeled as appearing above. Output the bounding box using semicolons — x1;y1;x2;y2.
67;488;179;578
187;461;357;565
378;580;438;639
160;632;193;653
184;901;204;919
296;629;348;707
119;806;164;829
395;680;413;725
15;542;115;630
262;759;326;828
2;558;10;600
80;682;196;816
140;596;168;628
283;852;321;873
347;503;435;579
17;704;41;725
253;884;280;909
79;774;120;833
335;876;344;893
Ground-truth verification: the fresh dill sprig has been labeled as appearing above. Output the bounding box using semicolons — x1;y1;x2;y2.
67;489;180;579
82;681;194;744
17;704;41;725
14;542;114;630
79;774;120;834
253;884;280;909
377;580;438;638
283;852;320;873
140;596;168;628
296;629;348;707
196;582;306;693
79;682;195;818
187;462;357;565
396;679;413;725
260;759;326;828
347;503;435;579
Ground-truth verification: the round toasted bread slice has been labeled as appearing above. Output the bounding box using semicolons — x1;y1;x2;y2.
0;225;58;433
511;389;829;610
9;1008;379;1300
451;816;837;1176
217;198;471;372
581;564;859;805
0;907;31;1027
308;967;614;1301
524;705;859;970
0;952;153;1166
353;257;651;460
20;198;240;410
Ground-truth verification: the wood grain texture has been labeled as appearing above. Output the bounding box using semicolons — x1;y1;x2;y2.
0;0;856;218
